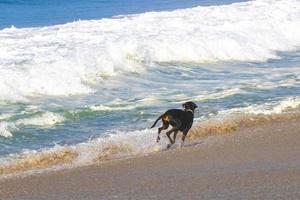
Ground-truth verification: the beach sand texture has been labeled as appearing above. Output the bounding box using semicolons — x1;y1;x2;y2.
1;118;300;200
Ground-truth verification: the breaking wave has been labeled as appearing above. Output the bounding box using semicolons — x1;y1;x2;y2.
0;112;65;138
0;101;146;138
1;96;300;177
0;0;300;102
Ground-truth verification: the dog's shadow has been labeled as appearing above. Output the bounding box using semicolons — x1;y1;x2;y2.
163;140;203;151
183;140;203;147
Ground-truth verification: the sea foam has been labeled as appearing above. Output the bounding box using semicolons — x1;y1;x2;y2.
0;112;65;138
0;0;300;102
1;96;300;176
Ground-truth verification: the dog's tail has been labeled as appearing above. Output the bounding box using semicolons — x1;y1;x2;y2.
150;114;164;128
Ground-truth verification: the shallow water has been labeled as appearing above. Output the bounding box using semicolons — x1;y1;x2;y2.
0;0;300;175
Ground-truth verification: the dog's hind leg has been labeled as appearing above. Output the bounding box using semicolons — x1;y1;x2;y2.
157;121;169;143
166;119;181;145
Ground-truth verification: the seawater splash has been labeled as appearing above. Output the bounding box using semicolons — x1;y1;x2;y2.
0;112;65;138
220;96;300;115
0;129;164;175
0;122;15;138
0;0;300;102
1;97;300;176
189;111;300;140
189;96;300;139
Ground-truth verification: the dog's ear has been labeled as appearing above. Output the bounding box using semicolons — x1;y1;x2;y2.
194;103;198;109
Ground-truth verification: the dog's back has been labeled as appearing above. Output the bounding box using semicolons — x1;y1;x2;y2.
151;109;193;131
164;109;193;130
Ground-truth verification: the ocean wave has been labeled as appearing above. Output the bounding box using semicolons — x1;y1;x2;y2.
0;112;65;138
0;0;300;102
1;96;300;176
0;102;141;137
220;96;300;115
89;104;138;111
0;129;164;176
188;88;243;102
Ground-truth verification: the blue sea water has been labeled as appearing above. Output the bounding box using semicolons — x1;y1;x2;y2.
0;0;300;174
0;0;246;29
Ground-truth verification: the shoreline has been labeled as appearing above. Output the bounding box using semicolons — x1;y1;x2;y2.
1;119;300;199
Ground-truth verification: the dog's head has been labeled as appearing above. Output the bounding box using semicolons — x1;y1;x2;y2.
182;101;198;112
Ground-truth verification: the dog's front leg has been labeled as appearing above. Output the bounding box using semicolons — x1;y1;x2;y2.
181;134;186;147
181;129;189;147
173;130;179;144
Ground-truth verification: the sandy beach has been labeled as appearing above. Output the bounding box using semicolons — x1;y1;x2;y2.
1;118;300;200
1;0;300;200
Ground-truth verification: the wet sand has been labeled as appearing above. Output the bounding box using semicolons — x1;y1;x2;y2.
1;119;300;200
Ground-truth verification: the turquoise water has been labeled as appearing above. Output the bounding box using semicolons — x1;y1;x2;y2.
1;51;300;155
0;0;300;172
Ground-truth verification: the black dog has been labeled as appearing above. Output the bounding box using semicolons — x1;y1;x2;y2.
150;101;197;147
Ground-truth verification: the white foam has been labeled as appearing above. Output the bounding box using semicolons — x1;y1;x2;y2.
0;112;65;138
0;0;300;102
2;96;300;175
72;128;166;166
219;96;300;116
261;97;300;114
0;122;15;137
0;113;13;121
89;104;137;111
191;88;242;102
0;128;167;176
16;112;65;127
